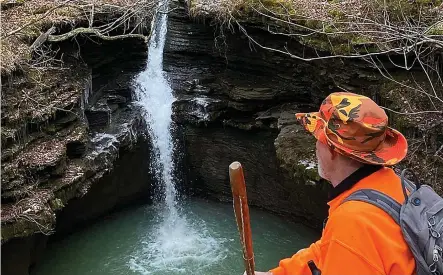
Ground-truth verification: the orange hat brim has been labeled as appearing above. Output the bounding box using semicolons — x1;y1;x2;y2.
295;112;327;144
295;112;408;166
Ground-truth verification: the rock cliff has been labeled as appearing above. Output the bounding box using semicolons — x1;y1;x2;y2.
165;0;443;229
1;35;153;275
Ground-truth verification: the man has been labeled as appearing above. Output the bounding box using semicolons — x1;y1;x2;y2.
250;92;416;275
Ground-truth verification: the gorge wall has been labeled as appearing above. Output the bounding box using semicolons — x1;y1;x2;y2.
2;0;442;274
1;38;155;275
165;0;443;228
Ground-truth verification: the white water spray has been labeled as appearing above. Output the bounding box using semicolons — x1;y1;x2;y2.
130;2;224;273
133;1;177;217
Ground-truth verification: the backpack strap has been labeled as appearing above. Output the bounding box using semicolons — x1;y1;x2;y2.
401;168;422;200
341;189;402;225
403;178;416;194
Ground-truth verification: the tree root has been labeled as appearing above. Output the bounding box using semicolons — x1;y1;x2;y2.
47;27;149;43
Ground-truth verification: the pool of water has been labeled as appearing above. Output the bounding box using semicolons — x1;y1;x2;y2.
31;198;319;275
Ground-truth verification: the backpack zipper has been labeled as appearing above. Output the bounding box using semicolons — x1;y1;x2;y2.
430;245;442;274
428;216;442;238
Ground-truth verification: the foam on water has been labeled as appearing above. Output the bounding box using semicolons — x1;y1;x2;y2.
128;207;227;274
130;1;224;273
30;198;319;275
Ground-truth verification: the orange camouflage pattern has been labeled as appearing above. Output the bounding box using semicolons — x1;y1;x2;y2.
296;92;408;166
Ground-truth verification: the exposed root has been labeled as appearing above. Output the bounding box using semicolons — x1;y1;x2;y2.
47;27;149;42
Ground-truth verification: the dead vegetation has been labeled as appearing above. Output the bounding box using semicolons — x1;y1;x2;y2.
1;0;157;75
188;0;443;111
1;0;157;243
1;189;56;237
1;65;88;128
0;0;156;152
0;121;89;241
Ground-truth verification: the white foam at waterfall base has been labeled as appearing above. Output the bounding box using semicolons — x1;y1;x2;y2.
128;206;227;274
130;2;225;273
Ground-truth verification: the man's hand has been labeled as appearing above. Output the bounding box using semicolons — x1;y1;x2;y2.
242;272;272;275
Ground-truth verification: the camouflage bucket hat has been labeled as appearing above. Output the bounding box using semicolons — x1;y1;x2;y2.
296;92;408;166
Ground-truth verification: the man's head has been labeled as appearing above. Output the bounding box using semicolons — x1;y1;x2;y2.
296;92;408;182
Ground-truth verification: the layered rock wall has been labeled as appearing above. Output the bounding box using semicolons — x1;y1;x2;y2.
1;38;154;275
165;0;443;229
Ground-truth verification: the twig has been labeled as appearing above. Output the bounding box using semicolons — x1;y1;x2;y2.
30;26;57;50
90;3;95;28
3;0;72;38
380;106;442;115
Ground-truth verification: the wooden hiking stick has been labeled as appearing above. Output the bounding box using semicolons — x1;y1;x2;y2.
229;161;255;275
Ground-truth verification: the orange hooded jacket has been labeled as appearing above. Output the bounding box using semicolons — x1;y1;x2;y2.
269;165;416;275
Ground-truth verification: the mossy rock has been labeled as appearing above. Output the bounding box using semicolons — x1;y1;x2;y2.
49;198;64;211
275;123;322;184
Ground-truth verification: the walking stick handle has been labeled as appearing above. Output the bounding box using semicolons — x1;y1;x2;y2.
229;161;255;275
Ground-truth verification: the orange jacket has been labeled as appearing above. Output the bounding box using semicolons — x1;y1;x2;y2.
269;166;416;275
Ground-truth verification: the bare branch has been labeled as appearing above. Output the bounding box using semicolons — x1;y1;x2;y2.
219;0;442;116
379;106;442;115
30;26;57;50
3;0;72;38
47;27;148;42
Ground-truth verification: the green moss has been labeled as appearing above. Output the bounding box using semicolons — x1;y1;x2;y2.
322;24;336;34
1;220;39;241
33;5;51;15
293;162;321;182
1;225;19;241
369;0;442;20
327;9;345;20
243;1;387;55
1;213;54;242
300;35;362;55
304;19;323;30
49;198;64;211
416;0;443;6
427;22;443;35
21;25;41;38
350;35;371;44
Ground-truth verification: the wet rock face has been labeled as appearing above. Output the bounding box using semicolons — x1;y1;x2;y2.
184;125;329;228
169;0;443;204
184;126;285;202
1;38;153;274
165;2;354;228
165;2;381;123
1;234;48;275
51;134;153;237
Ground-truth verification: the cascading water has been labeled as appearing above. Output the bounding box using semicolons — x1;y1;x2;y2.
134;0;178;218
129;2;225;273
28;4;322;275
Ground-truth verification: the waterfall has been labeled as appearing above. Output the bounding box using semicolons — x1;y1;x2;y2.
133;0;178;218
130;2;225;274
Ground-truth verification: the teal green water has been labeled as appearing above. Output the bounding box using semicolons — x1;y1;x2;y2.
32;199;319;275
